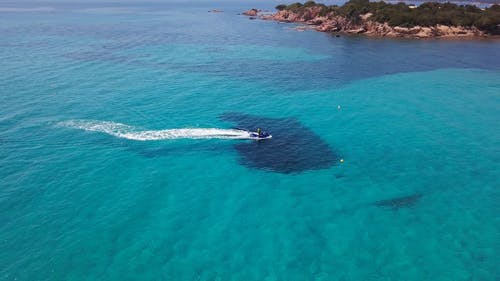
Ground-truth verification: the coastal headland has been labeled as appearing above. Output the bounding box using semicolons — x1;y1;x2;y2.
243;0;500;38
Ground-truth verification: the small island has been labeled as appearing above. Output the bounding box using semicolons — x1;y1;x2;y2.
244;0;500;38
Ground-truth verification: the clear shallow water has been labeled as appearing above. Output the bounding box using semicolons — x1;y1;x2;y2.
1;1;499;280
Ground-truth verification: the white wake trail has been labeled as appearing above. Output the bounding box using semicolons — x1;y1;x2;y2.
58;120;252;141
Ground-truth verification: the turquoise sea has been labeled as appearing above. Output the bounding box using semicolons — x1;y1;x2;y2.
1;1;499;280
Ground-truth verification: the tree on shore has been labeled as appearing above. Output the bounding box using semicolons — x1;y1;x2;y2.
276;0;500;34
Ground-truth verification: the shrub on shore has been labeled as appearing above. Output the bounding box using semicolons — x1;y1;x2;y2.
276;0;500;34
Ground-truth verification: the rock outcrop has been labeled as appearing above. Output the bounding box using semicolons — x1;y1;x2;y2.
250;8;487;38
242;9;260;17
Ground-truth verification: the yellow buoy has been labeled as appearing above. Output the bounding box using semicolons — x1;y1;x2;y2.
340;158;344;163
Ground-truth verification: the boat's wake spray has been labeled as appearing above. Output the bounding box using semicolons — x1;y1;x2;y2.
58;120;271;141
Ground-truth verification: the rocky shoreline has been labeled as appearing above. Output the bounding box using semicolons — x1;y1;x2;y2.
243;7;489;39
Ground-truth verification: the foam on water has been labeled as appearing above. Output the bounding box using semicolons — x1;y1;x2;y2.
58;120;253;140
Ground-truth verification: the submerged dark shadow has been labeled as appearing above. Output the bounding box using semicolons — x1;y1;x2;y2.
221;112;339;174
373;193;423;210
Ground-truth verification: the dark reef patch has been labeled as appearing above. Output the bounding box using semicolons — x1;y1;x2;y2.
220;112;339;174
374;193;423;210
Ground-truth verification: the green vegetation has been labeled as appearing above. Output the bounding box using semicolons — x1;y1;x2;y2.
275;0;500;34
275;4;288;11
